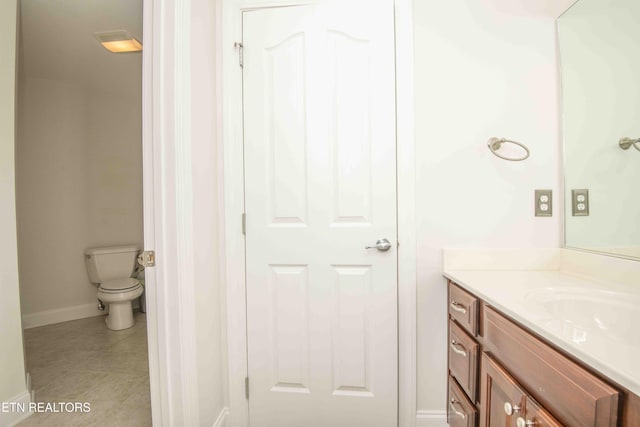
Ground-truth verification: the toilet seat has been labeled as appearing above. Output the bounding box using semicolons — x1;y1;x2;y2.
99;278;141;293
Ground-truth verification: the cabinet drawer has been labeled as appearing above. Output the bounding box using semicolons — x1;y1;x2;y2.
484;306;620;427
448;282;479;336
449;320;479;401
449;375;478;427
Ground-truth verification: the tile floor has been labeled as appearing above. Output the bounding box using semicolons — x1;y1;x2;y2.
17;312;151;427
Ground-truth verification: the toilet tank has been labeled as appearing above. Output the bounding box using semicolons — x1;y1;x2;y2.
85;245;140;284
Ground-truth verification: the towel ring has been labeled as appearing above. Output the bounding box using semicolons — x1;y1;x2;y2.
619;137;640;152
487;137;530;162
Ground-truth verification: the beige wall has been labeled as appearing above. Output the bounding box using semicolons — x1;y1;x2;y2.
85;89;143;248
413;0;562;417
16;77;91;316
16;75;143;320
0;0;28;407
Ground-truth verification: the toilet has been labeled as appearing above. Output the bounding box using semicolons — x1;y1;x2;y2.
84;245;144;330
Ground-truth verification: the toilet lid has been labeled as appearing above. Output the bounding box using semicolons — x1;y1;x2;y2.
99;278;141;292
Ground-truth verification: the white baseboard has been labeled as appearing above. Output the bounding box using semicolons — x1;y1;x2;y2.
22;303;104;329
213;407;229;427
26;372;34;402
1;390;32;427
416;410;447;427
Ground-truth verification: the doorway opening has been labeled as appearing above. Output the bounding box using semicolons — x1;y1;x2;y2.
15;1;150;425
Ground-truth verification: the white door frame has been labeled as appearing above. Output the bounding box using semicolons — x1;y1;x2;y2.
220;1;416;425
142;0;203;425
141;1;161;424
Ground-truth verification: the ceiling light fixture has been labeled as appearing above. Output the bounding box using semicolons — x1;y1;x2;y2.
94;30;142;53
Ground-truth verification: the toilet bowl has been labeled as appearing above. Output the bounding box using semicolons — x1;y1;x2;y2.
85;245;142;331
97;278;144;330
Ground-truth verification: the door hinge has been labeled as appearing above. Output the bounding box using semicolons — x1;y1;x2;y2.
245;377;249;400
242;213;246;235
137;250;156;268
234;42;243;67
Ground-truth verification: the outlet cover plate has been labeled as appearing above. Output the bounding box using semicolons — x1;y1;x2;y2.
535;189;553;217
572;189;590;216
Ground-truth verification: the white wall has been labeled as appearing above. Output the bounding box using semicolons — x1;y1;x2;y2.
560;0;640;254
413;0;562;416
0;0;29;416
16;74;143;324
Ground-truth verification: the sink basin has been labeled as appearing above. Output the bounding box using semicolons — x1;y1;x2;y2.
526;288;640;343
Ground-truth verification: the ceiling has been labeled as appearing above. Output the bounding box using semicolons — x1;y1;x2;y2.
19;0;143;96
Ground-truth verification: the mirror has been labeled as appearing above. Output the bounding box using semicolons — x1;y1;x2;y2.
559;0;640;260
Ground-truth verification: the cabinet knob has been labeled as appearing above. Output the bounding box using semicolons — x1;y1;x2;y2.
517;417;536;427
504;402;521;416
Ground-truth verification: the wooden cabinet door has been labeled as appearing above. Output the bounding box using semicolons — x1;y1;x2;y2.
480;353;526;427
520;397;562;427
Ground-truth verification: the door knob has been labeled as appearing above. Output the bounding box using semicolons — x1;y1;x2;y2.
365;238;392;252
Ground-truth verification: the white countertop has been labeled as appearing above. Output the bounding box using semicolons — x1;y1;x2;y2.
443;249;640;397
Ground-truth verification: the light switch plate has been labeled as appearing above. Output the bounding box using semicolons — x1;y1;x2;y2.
535;189;552;217
572;189;589;216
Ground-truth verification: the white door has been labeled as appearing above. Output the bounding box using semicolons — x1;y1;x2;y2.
243;2;397;426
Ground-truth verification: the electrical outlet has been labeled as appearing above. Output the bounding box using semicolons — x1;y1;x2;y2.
572;189;589;216
535;189;552;217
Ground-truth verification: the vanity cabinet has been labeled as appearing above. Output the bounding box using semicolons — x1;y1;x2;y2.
446;280;638;427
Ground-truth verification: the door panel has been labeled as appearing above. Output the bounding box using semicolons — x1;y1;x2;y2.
480;353;527;427
524;397;563;427
269;265;310;393
331;265;372;396
266;34;307;226
328;30;373;225
480;353;563;427
243;2;397;426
